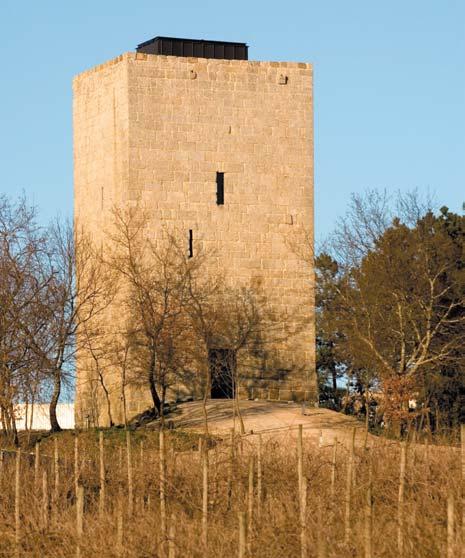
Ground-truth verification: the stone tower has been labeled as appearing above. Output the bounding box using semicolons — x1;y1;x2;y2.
73;37;315;426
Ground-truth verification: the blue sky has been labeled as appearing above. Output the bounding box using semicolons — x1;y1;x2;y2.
1;0;464;241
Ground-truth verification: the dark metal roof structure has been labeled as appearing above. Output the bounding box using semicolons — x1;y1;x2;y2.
136;36;248;60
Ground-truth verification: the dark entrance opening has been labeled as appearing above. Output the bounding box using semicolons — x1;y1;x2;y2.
209;348;235;399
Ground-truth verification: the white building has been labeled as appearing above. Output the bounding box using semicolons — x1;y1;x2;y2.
1;403;75;431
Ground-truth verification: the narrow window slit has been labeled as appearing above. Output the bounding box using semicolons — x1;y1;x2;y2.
216;172;224;205
188;229;193;258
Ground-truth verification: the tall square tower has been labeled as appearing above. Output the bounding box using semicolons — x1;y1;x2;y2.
73;38;315;426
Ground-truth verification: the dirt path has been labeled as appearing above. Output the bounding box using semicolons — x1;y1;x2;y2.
170;399;367;447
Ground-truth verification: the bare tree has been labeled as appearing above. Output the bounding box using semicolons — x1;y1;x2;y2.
30;220;115;432
329;188;434;268
107;207;201;419
80;317;115;427
220;285;274;434
185;270;225;434
111;330;132;428
0;195;49;444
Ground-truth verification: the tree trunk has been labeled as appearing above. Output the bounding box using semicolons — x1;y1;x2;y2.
342;371;352;413
161;381;166;428
202;361;210;436
121;369;128;428
148;349;162;416
97;369;114;427
1;405;12;437
364;386;370;449
7;402;19;446
121;345;129;428
24;398;29;434
94;353;114;427
234;377;245;435
332;368;338;404
434;399;441;435
49;368;62;433
28;394;35;445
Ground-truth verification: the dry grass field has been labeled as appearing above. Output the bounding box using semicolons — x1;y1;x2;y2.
0;407;463;558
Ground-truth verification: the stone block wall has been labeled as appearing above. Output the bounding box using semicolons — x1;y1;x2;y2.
73;52;315;427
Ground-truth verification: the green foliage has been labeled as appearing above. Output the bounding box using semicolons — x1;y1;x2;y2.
318;199;465;434
315;254;345;407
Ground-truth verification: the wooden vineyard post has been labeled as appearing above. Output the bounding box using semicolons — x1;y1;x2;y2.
227;428;235;510
0;449;3;486
410;430;417;469
210;445;218;509
54;437;59;517
300;476;308;558
74;434;80;496
344;428;356;545
364;452;373;558
330;438;337;502
352;432;357;489
117;489;124;558
126;430;133;518
202;445;209;549
168;514;176;558
461;424;465;558
42;470;49;530
15;449;21;556
99;431;105;518
296;424;306;556
170;446;177;493
34;442;40;489
160;428;167;541
257;434;263;518
397;442;407;558
140;441;145;510
247;456;254;556
297;424;303;495
76;484;84;558
447;492;455;558
316;498;326;558
238;512;246;558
